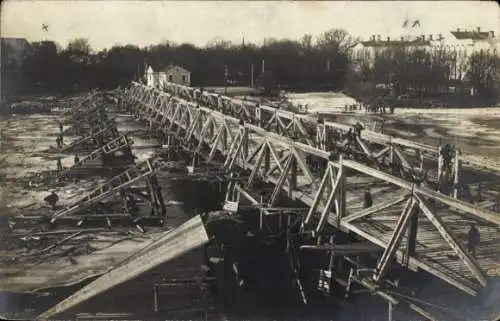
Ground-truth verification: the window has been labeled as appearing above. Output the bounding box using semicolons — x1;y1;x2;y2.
182;75;186;82
168;75;173;82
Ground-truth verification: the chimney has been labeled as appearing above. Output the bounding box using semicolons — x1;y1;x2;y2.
457;28;460;32
377;35;381;42
439;33;443;40
429;34;433;41
400;36;404;41
387;36;390;42
477;27;481;33
371;35;376;41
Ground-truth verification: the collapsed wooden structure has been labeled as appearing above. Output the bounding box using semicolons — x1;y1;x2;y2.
116;81;500;320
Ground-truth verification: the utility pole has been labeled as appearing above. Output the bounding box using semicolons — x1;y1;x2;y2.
250;62;254;88
224;64;228;95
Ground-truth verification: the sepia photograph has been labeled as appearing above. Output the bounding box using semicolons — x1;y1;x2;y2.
0;0;499;320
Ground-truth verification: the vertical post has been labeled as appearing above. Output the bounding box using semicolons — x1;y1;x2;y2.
388;301;394;321
406;205;418;256
316;124;324;150
242;127;249;168
153;285;159;312
264;144;270;173
389;144;395;171
453;148;461;199
251;62;255;88
336;156;346;225
288;155;297;199
222;126;227;149
437;146;443;187
286;214;292;253
256;107;262;128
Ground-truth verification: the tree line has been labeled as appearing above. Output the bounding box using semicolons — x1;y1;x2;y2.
1;28;499;105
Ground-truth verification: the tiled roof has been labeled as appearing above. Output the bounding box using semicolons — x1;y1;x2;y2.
451;31;491;40
360;39;431;48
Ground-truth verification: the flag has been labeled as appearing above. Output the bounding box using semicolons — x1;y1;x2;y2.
402;19;409;28
412;20;421;28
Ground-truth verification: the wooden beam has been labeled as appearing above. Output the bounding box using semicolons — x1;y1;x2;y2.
316;168;343;233
342;221;479;296
268;155;293;206
373;198;417;283
247;143;266;188
303;166;331;226
415;194;487;287
341;160;500;226
342;194;409;223
36;215;209;320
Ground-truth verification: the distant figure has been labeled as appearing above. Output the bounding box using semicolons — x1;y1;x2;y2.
363;189;373;208
58;134;64;147
59;122;63;133
56;135;62;148
239;118;244;126
344;104;348;112
56;158;63;171
467;223;480;258
353;122;364;138
74;154;80;164
44;191;59;210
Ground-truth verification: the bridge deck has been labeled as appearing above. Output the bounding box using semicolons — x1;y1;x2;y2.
124;82;500;297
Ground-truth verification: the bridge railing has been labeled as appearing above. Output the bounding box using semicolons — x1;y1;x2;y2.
123;82;500;297
130;81;500;203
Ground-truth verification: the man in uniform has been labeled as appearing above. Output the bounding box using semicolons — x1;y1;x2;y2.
44;191;59;210
56;158;63;172
363;189;373;209
467;223;480;258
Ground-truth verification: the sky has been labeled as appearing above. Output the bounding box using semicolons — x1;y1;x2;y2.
1;0;499;51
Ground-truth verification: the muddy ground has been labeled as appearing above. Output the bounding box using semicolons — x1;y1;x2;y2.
1;94;500;321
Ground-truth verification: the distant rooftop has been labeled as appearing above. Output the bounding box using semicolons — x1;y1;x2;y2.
359;34;443;48
451;27;495;40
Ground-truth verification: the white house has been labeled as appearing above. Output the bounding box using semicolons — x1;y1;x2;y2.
145;64;191;88
164;64;191;86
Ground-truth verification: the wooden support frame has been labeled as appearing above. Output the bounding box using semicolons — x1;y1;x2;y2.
125;82;500;299
373;196;417;283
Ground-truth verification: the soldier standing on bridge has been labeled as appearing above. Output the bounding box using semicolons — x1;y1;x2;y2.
59;121;63;133
353;122;364;138
467;223;480;258
56;158;63;172
364;189;373;208
56;135;62;148
74;154;80;164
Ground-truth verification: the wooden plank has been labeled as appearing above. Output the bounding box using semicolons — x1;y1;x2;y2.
341;160;500;226
342;194;409;223
36;215;209;320
342;220;479;296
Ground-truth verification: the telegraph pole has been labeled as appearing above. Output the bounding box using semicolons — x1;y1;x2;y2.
224;64;228;95
250;62;254;88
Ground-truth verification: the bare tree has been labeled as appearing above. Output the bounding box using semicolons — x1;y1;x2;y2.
67;38;92;54
315;28;357;54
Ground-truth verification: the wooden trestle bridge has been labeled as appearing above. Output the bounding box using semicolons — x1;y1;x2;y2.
37;81;500;320
122;81;499;314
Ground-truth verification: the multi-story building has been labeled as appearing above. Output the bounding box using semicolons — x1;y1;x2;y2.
352;27;498;81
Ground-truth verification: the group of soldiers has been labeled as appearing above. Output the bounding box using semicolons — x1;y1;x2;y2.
344;103;395;114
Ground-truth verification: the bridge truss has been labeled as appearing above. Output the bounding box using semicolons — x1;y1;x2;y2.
121;82;500;320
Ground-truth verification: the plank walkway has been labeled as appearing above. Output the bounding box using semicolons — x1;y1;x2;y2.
123;81;500;299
